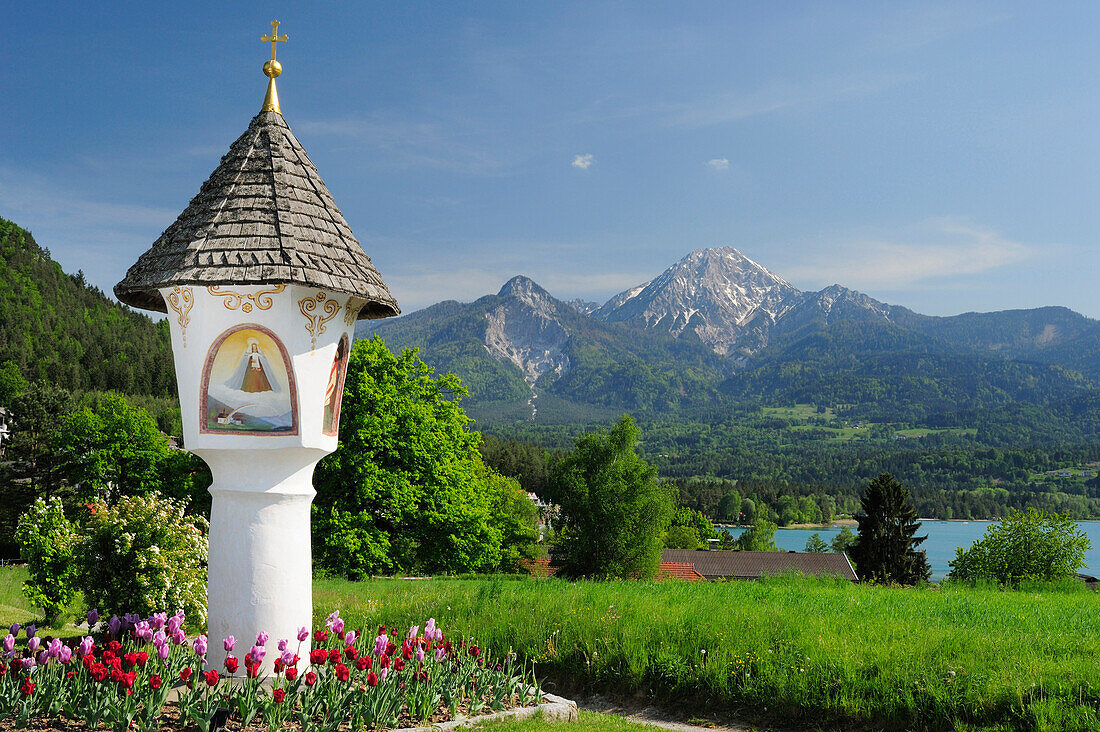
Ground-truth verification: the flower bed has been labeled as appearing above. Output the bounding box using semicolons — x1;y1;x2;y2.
0;610;542;731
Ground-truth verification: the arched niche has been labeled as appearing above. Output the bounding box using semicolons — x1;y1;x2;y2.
200;323;299;436
323;334;350;436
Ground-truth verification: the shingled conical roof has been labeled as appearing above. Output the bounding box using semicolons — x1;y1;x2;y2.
115;111;399;320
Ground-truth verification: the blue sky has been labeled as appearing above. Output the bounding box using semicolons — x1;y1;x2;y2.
2;2;1098;317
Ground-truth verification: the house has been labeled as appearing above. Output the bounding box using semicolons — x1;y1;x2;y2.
661;549;858;582
0;407;11;454
655;561;705;582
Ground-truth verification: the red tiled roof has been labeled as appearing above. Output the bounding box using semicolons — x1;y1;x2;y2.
661;549;858;581
656;561;705;582
520;556;558;578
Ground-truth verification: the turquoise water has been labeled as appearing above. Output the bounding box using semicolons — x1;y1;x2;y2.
722;520;1100;581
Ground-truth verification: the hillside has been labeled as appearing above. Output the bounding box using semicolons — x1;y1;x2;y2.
358;276;734;422
0;217;176;400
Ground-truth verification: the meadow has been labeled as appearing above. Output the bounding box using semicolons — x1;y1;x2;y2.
314;575;1100;731
4;566;1099;730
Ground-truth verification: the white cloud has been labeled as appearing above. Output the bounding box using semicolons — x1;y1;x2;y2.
571;153;595;170
705;157;730;171
784;218;1034;289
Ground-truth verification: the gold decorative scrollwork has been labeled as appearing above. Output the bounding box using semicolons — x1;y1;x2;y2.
165;287;194;346
298;292;341;349
206;284;286;313
344;297;366;326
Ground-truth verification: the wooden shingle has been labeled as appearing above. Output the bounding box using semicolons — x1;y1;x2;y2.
115;111;399;320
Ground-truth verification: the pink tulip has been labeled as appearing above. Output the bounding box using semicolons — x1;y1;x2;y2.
224;636;236;652
297;626;309;642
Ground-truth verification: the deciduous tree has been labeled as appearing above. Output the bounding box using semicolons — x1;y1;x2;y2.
546;416;674;579
948;508;1090;585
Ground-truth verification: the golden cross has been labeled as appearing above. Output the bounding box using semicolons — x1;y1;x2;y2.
261;20;288;61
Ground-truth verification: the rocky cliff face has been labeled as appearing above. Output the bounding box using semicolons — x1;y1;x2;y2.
484;276;571;386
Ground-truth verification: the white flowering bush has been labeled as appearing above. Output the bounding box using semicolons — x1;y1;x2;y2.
78;492;209;624
15;496;79;625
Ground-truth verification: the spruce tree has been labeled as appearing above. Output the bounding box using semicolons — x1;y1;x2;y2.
849;473;931;584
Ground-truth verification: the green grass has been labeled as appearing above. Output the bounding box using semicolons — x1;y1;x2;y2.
5;566;1099;729
313;575;1100;731
482;711;658;732
894;428;979;438
0;565;85;637
762;404;837;421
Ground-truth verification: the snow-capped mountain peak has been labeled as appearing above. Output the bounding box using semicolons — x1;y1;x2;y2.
595;246;801;355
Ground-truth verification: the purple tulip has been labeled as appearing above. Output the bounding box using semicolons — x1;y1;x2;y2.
35;649;48;667
108;616;121;636
280;649;295;667
425;618;436;635
28;637;41;653
166;614;181;635
255;631;269;647
171;629;186;646
135;621;153;642
373;633;388;656
78;637;94;656
58;645;72;664
150;612;167;630
416;646;425;663
153;629;167;647
333;618;345;635
157;642;170;661
344;630;357;647
379;666;388;682
407;625;419;640
193;634;208;657
435;647;446;662
21;657;35;671
297;627;309;643
8;623;18;637
325;610;340;631
48;638;62;658
25;624;36;639
2;634;14;654
224;635;236;652
248;645;266;665
86;609;99;627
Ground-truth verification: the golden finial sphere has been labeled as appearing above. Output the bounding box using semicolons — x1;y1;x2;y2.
263;59;282;79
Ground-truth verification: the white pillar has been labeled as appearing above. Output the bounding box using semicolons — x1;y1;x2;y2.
200;448;324;673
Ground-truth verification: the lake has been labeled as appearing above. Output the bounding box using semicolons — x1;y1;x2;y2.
722;520;1100;581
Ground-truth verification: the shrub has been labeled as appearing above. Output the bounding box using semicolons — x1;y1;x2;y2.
948;508;1090;586
14;496;78;625
78;492;208;623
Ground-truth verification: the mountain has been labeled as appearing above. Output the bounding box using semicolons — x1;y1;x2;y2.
357;275;733;421
595;247;800;357
0;216;176;400
358;246;1100;429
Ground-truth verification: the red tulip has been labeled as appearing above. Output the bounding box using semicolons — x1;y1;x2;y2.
394;658;406;672
20;677;35;696
356;656;371;671
344;646;358;660
309;649;328;665
336;663;350;682
327;648;341;665
180;667;192;682
284;666;298;681
305;671;317;687
366;670;378;687
273;688;286;703
204;670;219;687
149;675;163;689
225;656;239;673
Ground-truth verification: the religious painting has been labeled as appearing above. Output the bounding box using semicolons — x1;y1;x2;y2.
323;335;350;436
201;324;298;435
